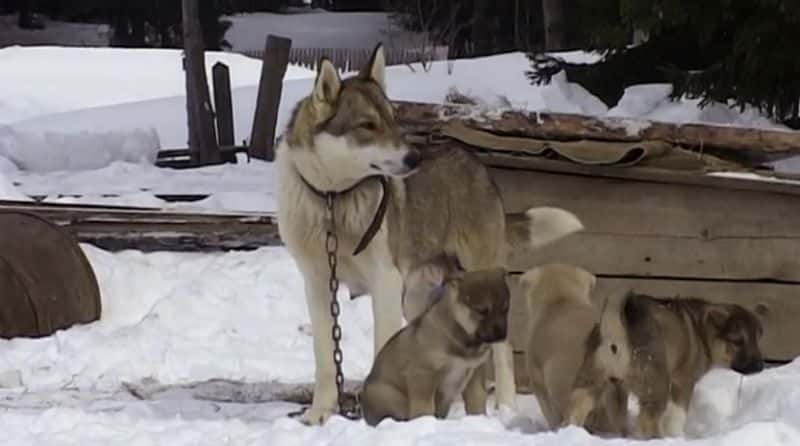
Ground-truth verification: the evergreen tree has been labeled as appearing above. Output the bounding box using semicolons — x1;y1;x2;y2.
384;0;543;58
528;0;800;126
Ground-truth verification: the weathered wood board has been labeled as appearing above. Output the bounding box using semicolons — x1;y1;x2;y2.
0;201;280;252
490;166;800;283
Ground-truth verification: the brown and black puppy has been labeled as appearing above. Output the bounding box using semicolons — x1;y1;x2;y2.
572;292;765;439
360;268;511;426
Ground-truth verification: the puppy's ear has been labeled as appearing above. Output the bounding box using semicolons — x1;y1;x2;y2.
359;43;386;90
313;58;341;105
704;306;730;333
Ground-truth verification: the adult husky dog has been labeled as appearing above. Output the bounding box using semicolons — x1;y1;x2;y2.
275;44;583;425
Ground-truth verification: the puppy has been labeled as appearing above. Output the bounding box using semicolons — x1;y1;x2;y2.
571;292;765;439
519;263;624;433
360;268;511;426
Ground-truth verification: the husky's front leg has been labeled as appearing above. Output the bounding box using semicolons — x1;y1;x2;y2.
493;341;517;411
370;269;405;356
301;275;339;425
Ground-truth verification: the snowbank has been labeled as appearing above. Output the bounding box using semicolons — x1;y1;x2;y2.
0;171;30;201
0;46;315;125
0;126;160;172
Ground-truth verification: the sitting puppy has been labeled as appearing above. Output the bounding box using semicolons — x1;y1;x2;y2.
570;292;765;439
360;268;511;426
519;263;625;434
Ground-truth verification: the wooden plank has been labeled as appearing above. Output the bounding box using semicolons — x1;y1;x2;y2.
506;275;800;364
212;62;237;164
476;150;800;197
249;34;291;161
69;222;280;252
395;101;800;163
511;233;800;283
0;202;280;252
182;0;220;166
490;166;800;282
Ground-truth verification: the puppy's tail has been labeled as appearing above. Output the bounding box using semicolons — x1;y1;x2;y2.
505;207;583;251
593;292;633;380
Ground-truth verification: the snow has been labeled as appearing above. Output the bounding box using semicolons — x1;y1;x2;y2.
0;126;160;172
0;242;794;444
0;46;314;125
0;171;31;201
0;245;372;392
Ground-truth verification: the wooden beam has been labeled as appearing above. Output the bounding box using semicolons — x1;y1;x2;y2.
182;0;220;166
507;275;800;364
490;166;800;282
395;101;800;163
249;34;291;161
212;62;237;164
0;201;280;252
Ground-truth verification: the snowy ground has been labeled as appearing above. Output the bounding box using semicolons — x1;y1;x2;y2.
0;245;799;444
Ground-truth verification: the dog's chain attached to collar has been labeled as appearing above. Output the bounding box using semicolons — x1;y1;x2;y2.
324;193;361;420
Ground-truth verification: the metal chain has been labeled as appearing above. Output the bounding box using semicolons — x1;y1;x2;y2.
324;193;360;420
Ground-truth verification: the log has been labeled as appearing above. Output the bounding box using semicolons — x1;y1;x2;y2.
394;101;800;164
212;62;237;164
182;0;220;166
249;34;291;161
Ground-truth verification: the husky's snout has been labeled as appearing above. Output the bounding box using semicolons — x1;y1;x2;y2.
402;149;422;170
370;146;421;177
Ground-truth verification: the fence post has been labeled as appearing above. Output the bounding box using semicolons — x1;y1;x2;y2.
181;0;220;166
248;34;292;162
212;62;236;163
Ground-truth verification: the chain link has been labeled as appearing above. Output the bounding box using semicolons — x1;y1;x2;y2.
324;193;360;420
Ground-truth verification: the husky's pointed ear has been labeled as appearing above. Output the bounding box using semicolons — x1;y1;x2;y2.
360;43;386;90
313;58;341;104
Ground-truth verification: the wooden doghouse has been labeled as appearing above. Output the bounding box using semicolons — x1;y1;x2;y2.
396;101;800;391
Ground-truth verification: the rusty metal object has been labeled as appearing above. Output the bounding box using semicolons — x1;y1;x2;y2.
0;211;101;338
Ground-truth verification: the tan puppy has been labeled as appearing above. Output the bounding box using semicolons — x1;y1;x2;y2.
360;268;511;426
571;292;765;439
519;263;610;430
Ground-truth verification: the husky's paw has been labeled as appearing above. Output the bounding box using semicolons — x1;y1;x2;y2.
298;405;336;426
496;403;522;425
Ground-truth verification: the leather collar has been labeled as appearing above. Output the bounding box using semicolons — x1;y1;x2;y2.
297;173;390;256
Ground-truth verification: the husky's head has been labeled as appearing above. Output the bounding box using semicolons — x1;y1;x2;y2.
284;44;420;189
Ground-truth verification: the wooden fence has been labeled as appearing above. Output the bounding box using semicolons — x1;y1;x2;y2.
242;46;446;72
